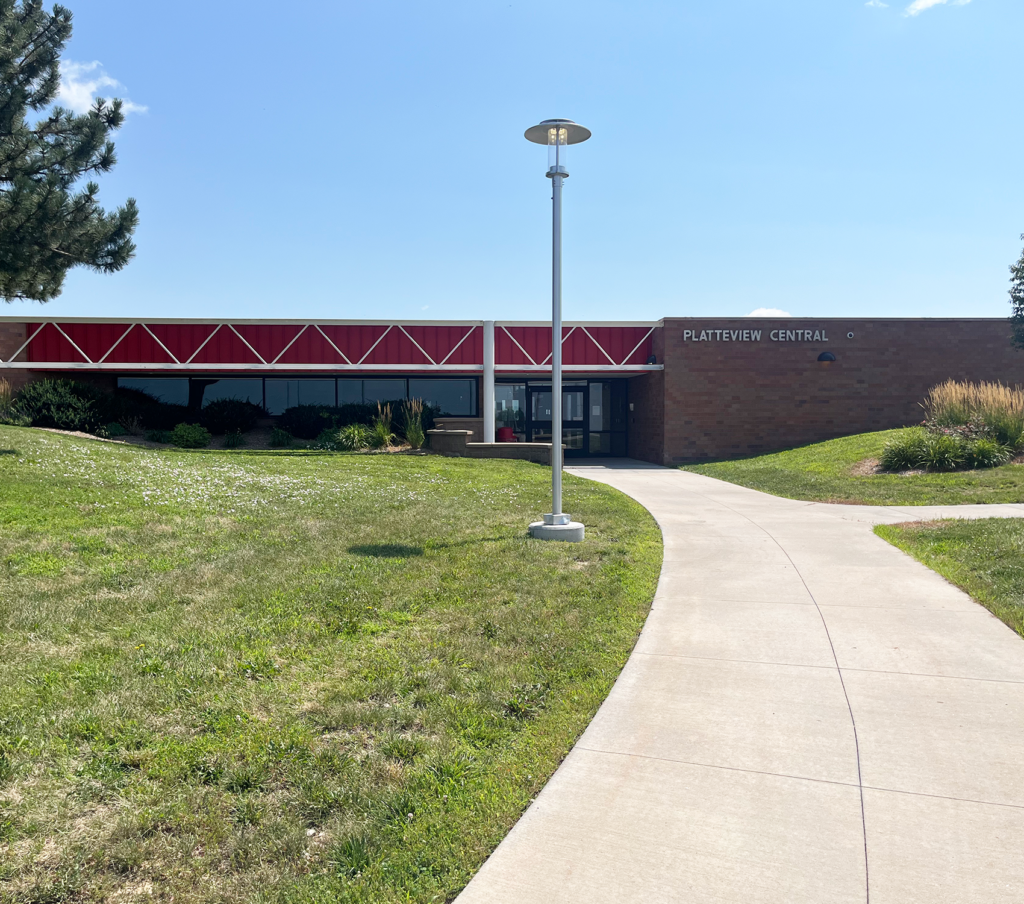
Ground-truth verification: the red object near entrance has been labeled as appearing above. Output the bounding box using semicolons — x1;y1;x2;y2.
496;427;516;443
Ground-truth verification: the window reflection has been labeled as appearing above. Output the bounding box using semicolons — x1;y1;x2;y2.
117;378;189;407
265;379;335;415
409;379;476;416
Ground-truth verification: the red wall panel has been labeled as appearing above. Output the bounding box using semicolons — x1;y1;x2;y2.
20;321;659;369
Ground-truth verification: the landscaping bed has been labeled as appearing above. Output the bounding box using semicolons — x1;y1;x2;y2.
683;381;1024;505
682;430;1024;505
0;426;661;903
876;519;1024;638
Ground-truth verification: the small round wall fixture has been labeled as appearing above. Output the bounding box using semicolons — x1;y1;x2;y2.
818;351;837;363
847;332;855;339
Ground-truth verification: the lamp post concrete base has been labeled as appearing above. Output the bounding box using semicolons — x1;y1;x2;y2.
528;520;585;542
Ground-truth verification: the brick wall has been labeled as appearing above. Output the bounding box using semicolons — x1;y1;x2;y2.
0;321;33;392
658;318;1024;463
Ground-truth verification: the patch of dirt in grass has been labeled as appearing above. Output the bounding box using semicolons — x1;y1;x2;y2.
850;458;881;476
886;519;947;532
850;458;926;477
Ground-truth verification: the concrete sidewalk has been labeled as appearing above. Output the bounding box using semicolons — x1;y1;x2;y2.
456;461;1024;904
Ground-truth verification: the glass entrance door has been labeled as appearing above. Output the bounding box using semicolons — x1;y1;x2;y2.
498;379;628;458
529;384;586;456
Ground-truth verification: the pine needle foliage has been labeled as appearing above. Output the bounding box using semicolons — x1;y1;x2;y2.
1;0;138;302
1011;234;1024;350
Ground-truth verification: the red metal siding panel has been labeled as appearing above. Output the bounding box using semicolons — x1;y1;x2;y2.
362;327;432;366
276;326;348;365
451;325;483;365
189;326;262;365
403;325;482;365
563;328;607;365
103;325;176;364
615;327;655;365
58;322;130;363
498;326;557;365
234;324;305;364
318;325;389;363
27;323;87;362
147;323;218;363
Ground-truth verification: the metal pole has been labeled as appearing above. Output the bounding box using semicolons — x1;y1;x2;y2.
482;319;495;443
551;172;563;518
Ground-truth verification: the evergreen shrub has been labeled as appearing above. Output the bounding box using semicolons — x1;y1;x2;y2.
277;405;335;439
169;423;211;448
108;387;189;431
13;379;105;432
270;428;293;447
200;398;263;434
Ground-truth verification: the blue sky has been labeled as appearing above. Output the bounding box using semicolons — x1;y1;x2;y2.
6;0;1023;322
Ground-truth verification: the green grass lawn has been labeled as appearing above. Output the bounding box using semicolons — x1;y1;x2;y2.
682;430;1024;505
876;519;1024;638
0;426;661;904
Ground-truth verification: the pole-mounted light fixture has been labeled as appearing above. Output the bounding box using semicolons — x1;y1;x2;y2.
524;119;591;542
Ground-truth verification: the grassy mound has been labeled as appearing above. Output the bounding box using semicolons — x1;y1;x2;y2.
0;427;660;903
682;430;1024;505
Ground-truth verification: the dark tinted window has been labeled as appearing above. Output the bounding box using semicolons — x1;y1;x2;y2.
337;379;363;405
265;379;335;415
199;379;264;407
117;378;189;407
363;379;407;404
409;379;476;416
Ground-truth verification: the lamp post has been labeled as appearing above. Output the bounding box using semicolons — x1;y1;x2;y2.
525;118;590;543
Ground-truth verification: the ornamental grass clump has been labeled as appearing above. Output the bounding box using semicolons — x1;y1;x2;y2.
0;378;28;426
368;402;395;449
923;380;1024;450
402;398;425;450
337;423;372;451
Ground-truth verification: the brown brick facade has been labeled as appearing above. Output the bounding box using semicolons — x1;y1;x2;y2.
0;321;32;392
652;318;1024;464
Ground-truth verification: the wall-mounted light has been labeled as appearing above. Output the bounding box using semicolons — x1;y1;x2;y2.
817;351;837;363
646;354;657;365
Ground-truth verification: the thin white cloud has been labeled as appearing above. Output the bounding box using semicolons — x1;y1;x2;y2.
747;307;792;317
904;0;970;17
56;60;147;115
865;1;888;8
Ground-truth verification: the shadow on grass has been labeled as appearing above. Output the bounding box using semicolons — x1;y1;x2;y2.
348;537;507;558
0;449;17;455
348;544;424;558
